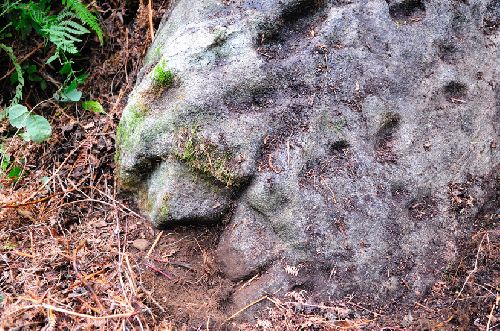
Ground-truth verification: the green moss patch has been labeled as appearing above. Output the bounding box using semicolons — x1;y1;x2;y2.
115;101;149;162
158;192;171;220
152;59;174;89
174;127;236;187
159;205;169;219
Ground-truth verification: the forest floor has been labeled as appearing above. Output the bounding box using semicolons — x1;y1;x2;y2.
0;1;498;330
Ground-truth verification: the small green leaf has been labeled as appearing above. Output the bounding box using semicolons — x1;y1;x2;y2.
8;104;29;128
59;62;72;75
76;73;89;85
24;115;52;142
0;293;4;303
1;154;10;172
27;64;37;74
7;165;22;181
59;86;82;102
82;100;105;114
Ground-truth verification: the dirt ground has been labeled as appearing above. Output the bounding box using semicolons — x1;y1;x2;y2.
0;1;498;330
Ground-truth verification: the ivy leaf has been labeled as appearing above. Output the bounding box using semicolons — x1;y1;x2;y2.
24;115;52;142
8;104;29;128
82;100;105;114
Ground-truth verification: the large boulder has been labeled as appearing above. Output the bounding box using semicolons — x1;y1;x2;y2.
117;0;499;315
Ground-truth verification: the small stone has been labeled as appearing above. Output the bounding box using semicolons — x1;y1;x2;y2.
132;238;150;251
94;219;108;228
17;209;34;220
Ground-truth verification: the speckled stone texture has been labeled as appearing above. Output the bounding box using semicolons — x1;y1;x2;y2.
117;0;499;318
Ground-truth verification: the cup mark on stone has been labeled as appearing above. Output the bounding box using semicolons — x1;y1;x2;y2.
254;0;329;56
436;40;460;64
329;140;349;155
443;81;468;103
375;112;400;163
280;0;327;23
483;0;500;35
391;182;410;202
407;195;439;221
386;0;426;24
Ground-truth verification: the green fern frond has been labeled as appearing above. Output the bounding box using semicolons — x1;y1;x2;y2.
62;0;103;44
27;2;51;28
43;25;82;53
0;43;24;106
61;20;90;35
56;10;77;21
44;8;97;54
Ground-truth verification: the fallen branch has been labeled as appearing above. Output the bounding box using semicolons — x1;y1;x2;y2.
148;0;155;41
17;304;136;320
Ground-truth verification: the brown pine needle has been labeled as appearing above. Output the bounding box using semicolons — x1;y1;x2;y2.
486;295;499;331
33;304;136;320
226;296;269;322
146;231;163;259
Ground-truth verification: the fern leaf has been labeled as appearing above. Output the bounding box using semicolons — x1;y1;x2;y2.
43;27;79;53
27;2;51;28
0;43;24;106
61;20;90;35
56;10;76;21
49;26;84;41
62;0;103;44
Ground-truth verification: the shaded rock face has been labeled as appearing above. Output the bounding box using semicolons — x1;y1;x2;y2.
117;0;499;313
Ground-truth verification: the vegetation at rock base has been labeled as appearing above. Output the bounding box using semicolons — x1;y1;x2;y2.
0;0;104;144
0;1;171;328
